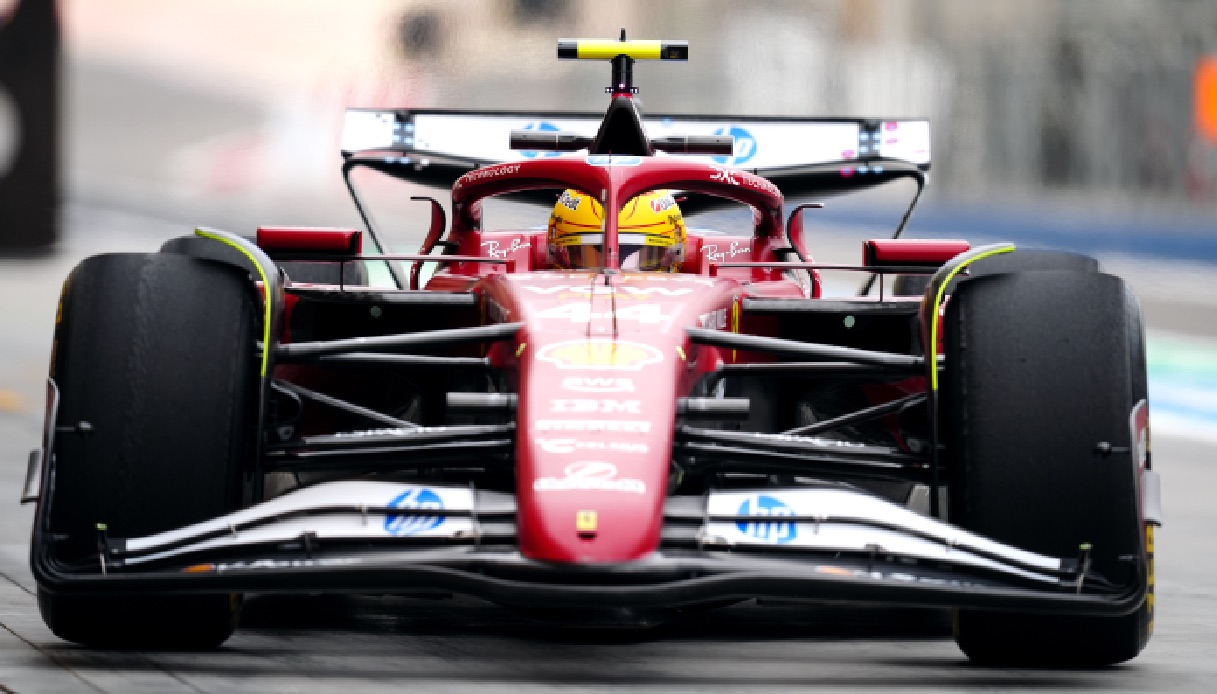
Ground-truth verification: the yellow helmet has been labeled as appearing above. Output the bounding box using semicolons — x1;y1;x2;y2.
547;189;686;271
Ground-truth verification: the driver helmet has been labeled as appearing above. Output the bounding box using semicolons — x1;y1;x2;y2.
547;189;686;271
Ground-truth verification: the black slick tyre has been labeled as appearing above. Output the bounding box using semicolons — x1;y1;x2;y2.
944;269;1151;667
38;252;258;649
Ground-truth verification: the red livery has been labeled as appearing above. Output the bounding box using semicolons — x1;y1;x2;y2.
26;35;1158;667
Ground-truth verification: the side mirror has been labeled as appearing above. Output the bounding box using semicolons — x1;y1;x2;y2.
409;196;447;290
784;202;823;261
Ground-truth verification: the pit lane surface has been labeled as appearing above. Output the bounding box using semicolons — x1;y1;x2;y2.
2;203;1217;692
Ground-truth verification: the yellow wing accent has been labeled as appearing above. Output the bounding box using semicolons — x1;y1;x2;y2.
928;245;1015;391
194;228;274;378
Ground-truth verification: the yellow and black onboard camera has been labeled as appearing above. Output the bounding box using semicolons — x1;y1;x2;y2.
511;32;726;159
557;30;688;96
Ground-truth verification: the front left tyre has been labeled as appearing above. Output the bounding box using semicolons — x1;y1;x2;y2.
943;268;1153;666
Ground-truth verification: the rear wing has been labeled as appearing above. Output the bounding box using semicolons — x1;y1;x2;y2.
341;109;930;196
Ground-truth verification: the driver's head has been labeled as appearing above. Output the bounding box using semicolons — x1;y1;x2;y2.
547;189;686;271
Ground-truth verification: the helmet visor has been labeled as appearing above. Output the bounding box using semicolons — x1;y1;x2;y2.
620;244;669;271
565;243;605;269
553;232;604;270
619;231;675;271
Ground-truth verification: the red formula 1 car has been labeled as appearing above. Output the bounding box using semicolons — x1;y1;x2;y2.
26;37;1160;666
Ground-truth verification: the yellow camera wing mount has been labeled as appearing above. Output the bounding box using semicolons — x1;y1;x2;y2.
557;39;688;62
558;30;687;96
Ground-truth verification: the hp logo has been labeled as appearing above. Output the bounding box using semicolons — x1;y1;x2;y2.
384;488;444;536
712;126;757;166
736;494;798;544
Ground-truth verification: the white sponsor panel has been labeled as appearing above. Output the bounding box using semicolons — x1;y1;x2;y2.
648;119;882;169
122;482;480;565
560;376;636;393
129;515;478;567
413;114;598;163
877;120;931;165
536;438;649;454
535;420;652;433
340;110;396;154
412;115;895;169
703;518;1060;582
533;461;647;494
706;488;1061;573
550;399;642;415
707;518;1061;583
125;481;476;553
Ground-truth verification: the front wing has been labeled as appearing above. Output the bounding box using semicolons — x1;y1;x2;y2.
32;480;1146;616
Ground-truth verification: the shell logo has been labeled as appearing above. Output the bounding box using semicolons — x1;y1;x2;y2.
535;339;664;371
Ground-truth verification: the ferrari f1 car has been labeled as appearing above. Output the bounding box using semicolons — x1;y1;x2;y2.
25;37;1161;666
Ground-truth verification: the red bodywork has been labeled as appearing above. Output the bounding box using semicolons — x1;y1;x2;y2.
422;157;805;564
264;157;940;565
258;226;363;254
864;239;969;267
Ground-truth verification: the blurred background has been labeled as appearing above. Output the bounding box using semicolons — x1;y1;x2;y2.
2;0;1216;444
46;0;1217;223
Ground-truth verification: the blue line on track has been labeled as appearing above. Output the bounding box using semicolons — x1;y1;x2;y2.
1147;334;1217;436
800;201;1217;265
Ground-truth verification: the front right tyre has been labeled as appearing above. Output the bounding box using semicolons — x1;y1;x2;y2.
37;252;258;649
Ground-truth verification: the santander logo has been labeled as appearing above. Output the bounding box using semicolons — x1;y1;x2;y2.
532;461;647;494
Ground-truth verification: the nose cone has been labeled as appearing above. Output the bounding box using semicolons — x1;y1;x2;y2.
515;338;679;564
492;269;735;564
